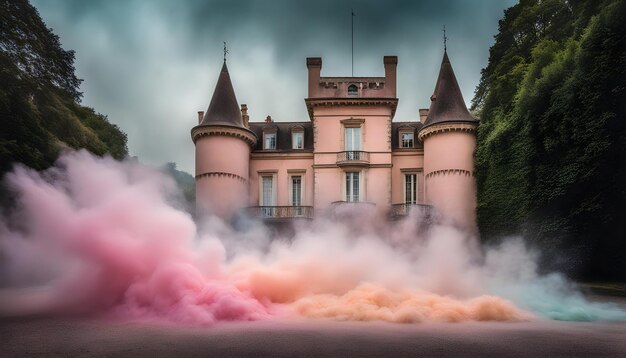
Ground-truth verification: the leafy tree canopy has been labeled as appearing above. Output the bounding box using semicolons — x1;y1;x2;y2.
473;0;626;279
0;0;128;180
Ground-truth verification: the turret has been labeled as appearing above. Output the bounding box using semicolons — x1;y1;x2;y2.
418;51;479;232
191;61;257;220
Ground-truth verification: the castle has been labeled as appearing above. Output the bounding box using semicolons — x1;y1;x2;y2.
191;50;479;230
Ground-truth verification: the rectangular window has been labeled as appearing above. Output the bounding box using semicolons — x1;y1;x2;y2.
401;132;414;148
261;175;274;216
345;172;360;202
292;132;304;149
291;176;302;206
345;127;361;151
404;173;417;204
291;175;302;216
264;133;276;150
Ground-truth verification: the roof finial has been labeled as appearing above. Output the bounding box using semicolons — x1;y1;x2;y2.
223;41;229;63
442;25;447;52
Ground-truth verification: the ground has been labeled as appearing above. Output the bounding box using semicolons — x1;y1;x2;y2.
1;312;625;357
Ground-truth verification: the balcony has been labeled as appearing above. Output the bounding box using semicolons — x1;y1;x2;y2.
336;151;370;167
390;203;434;219
329;201;377;217
245;206;314;220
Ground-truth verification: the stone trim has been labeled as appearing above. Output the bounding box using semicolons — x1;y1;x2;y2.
418;122;477;141
191;125;257;146
313;163;392;169
340;118;365;126
251;152;314;159
305;98;398;120
401;168;423;173
392;148;423;154
425;168;475;179
196;171;248;183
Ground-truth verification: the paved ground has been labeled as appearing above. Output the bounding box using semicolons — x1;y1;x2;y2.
1;315;625;357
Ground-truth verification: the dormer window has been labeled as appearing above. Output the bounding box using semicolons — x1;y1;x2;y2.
292;130;304;149
348;84;358;96
400;131;414;148
264;132;276;150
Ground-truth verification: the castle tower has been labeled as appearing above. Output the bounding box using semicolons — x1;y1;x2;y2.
191;62;257;220
304;56;398;214
418;51;479;231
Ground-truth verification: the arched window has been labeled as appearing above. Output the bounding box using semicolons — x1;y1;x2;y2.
348;84;358;96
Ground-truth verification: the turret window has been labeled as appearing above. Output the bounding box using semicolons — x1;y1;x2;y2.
348;84;358;96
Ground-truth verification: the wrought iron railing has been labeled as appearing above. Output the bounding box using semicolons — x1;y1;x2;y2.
330;201;376;207
246;206;314;219
336;151;370;165
390;203;434;218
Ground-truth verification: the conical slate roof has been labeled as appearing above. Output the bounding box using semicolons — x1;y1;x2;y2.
200;62;244;127
423;51;477;128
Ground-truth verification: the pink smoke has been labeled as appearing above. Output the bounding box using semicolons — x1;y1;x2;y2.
0;151;270;324
14;150;621;325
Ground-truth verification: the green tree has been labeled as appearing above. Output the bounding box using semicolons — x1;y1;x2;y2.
0;0;128;183
473;0;626;279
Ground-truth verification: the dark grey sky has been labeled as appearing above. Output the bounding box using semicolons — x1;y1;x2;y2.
32;0;516;174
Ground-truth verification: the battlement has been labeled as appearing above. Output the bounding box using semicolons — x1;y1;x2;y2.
306;56;397;99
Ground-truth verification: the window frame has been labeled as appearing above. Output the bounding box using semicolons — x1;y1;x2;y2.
345;171;361;202
404;173;418;205
263;131;277;150
399;130;415;148
347;84;358;96
291;129;304;150
344;126;362;151
258;172;277;207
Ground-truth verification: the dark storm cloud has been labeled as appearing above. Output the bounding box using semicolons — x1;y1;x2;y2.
31;0;516;173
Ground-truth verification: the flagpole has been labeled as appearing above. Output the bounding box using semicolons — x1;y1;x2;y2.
351;9;355;76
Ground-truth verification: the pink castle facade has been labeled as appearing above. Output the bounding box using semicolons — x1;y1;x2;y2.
192;51;479;231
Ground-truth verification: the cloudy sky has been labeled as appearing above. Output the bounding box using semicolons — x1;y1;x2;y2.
32;0;516;174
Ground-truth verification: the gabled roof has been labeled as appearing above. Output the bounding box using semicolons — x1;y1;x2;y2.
200;62;244;127
423;51;477;128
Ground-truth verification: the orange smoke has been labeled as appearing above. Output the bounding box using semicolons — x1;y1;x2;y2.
293;284;530;323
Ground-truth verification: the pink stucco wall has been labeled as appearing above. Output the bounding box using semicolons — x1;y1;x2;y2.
196;136;250;178
195;135;250;219
311;105;393;211
313;168;343;209
391;152;425;204
422;129;477;230
248;156;314;206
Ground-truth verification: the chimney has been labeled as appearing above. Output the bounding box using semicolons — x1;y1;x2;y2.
197;111;204;124
419;108;429;123
241;104;249;128
383;56;397;97
306;57;322;98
